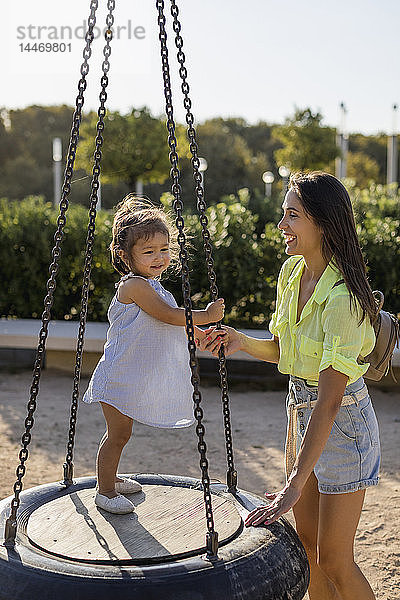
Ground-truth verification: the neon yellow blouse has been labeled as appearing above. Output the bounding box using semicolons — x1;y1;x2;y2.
269;256;375;386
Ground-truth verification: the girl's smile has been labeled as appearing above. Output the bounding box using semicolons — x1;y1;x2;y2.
129;232;171;278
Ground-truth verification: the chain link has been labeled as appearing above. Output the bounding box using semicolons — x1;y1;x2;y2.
169;0;237;493
4;1;100;547
156;0;218;557
63;0;115;486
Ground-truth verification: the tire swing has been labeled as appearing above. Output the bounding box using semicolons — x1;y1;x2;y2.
0;2;309;599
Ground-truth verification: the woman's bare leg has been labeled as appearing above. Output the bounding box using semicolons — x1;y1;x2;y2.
293;472;341;599
318;489;375;600
97;402;133;498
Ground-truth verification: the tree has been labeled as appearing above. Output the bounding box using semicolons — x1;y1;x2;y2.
216;118;282;175
7;105;73;167
0;155;47;199
273;108;338;172
0;112;10;167
348;133;387;183
1;105;391;209
76;107;171;188
0;105;74;201
176;118;270;207
346;152;380;188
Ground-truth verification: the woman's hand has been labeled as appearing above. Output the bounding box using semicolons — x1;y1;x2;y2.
244;482;302;527
198;325;242;356
205;298;225;323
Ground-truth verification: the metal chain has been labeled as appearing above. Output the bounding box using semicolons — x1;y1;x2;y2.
169;0;237;493
4;1;100;547
156;0;218;557
63;0;115;486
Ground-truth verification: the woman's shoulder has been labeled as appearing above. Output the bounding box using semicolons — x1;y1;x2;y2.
323;279;369;328
279;255;303;281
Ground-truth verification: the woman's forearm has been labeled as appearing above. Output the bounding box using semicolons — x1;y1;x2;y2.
239;333;280;363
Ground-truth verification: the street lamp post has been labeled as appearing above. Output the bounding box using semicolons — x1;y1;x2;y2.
52;137;62;208
262;171;275;197
387;103;398;185
198;157;208;191
278;165;290;195
135;179;144;195
335;102;348;179
97;178;102;210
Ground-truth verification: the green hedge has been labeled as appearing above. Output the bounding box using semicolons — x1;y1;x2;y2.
0;186;399;328
0;197;115;322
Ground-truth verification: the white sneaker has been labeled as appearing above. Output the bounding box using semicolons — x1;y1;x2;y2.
115;477;142;494
95;492;135;514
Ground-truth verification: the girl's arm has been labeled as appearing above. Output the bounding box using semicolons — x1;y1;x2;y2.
118;276;224;326
245;366;348;526
199;326;280;363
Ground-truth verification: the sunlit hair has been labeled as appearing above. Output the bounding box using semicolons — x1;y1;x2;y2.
289;171;376;324
110;195;180;276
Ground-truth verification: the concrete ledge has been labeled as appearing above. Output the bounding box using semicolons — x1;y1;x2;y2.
1;319;398;385
0;319;108;353
0;318;271;365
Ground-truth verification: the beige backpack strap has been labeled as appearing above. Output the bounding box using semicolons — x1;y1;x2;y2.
372;290;385;313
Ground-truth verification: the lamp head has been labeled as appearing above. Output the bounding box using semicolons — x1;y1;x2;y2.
262;171;274;184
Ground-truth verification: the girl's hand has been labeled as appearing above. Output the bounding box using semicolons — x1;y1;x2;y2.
199;325;241;357
244;482;302;527
205;298;225;322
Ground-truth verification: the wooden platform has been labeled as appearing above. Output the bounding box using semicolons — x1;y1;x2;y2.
27;484;242;563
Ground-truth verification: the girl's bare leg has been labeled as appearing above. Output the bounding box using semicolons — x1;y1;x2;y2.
318;489;375;600
97;402;133;498
293;472;341;599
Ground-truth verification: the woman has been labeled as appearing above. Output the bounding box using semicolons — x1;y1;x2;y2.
201;172;380;600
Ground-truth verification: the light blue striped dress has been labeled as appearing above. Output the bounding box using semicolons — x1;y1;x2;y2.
82;276;194;428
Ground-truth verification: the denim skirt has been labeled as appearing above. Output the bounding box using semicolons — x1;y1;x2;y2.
287;376;380;494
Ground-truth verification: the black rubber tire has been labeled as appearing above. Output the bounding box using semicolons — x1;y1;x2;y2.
0;475;309;600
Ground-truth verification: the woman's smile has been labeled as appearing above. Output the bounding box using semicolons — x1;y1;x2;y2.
283;233;297;245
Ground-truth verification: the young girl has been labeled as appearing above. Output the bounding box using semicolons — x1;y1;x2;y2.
201;172;380;600
83;196;224;515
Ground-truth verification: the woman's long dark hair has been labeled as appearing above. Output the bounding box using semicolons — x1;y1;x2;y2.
289;171;377;324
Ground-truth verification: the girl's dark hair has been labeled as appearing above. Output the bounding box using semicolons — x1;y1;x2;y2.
110;195;180;276
289;171;377;324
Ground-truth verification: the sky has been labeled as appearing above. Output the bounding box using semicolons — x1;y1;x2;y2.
3;0;400;135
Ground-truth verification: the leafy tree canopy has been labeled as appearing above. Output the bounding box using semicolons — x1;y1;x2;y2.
349;133;387;182
0;104;396;206
347;151;380;189
6;105;73;167
76;107;171;187
273;107;338;172
0;112;10;168
185;118;270;205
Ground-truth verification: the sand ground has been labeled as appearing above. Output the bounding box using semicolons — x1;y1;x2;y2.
0;370;398;599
